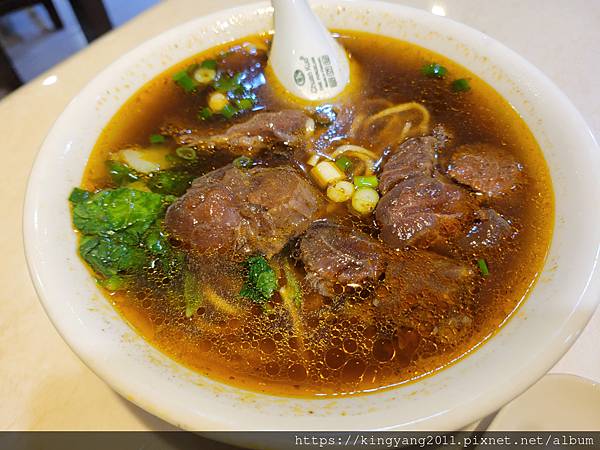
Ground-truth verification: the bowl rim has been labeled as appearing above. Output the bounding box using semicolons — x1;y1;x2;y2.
23;0;600;431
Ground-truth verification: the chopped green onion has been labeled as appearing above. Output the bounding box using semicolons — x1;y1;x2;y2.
175;146;197;160
198;107;213;120
452;78;471;92
335;155;353;172
354;175;379;189
233;155;253;169
172;70;197;92
477;258;489;276
193;66;216;84
200;59;217;70
235;98;254;111
422;63;448;78
214;72;243;93
149;134;166;144
220;103;238;119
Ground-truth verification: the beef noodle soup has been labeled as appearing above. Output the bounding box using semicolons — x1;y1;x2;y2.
70;31;553;396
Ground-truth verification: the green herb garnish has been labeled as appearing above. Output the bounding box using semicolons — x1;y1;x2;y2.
335;156;353;172
149;134;166;144
214;72;243;93
354;175;379;189
173;70;197;92
175;146;197;160
280;260;302;308
106;160;139;186
239;255;278;305
198;107;213;120
79;233;147;278
144;225;169;255
147;170;193;196
69;187;91;204
220;103;238;119
477;258;490;276
233;155;253;169
72;188;163;237
422;63;448;78
452;78;471;92
69;186;181;289
200;59;217;70
235;97;254;111
98;275;129;291
183;270;203;318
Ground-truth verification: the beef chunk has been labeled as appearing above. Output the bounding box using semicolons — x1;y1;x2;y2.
446;144;525;197
165;165;325;258
375;250;475;317
375;175;476;249
163;110;311;157
379;137;436;194
299;221;386;297
311;104;355;154
458;208;517;253
433;312;474;345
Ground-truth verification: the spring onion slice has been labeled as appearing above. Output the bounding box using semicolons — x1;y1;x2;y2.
477;258;490;276
175;147;197;160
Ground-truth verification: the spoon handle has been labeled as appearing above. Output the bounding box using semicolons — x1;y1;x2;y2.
269;0;350;101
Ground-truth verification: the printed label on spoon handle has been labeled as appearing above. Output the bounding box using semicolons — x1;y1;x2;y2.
296;55;338;94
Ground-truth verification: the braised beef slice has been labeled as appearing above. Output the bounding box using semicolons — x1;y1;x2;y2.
299;221;386;297
165;165;325;258
375;250;475;318
379;136;437;195
311;104;355;155
458;208;517;253
163;109;310;157
375;175;476;249
446;143;525;197
393;327;422;367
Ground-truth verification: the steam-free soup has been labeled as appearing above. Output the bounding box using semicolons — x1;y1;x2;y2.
70;32;553;396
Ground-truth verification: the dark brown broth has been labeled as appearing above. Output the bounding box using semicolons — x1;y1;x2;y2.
82;32;553;396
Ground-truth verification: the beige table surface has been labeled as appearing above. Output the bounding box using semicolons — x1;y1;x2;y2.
1;0;599;431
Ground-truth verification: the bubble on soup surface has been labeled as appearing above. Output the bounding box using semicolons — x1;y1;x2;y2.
325;347;346;369
343;338;358;354
288;363;307;382
265;362;280;376
373;338;395;362
259;337;277;354
341;358;367;382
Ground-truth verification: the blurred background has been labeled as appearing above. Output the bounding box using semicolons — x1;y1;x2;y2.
0;0;160;99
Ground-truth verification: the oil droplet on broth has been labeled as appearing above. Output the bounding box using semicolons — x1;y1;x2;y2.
341;358;367;382
325;347;347;369
288;363;307;382
373;338;395;362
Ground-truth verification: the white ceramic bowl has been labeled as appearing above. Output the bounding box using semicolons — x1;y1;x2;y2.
24;0;600;432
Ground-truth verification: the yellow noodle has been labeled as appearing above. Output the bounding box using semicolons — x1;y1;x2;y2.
363;101;430;133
